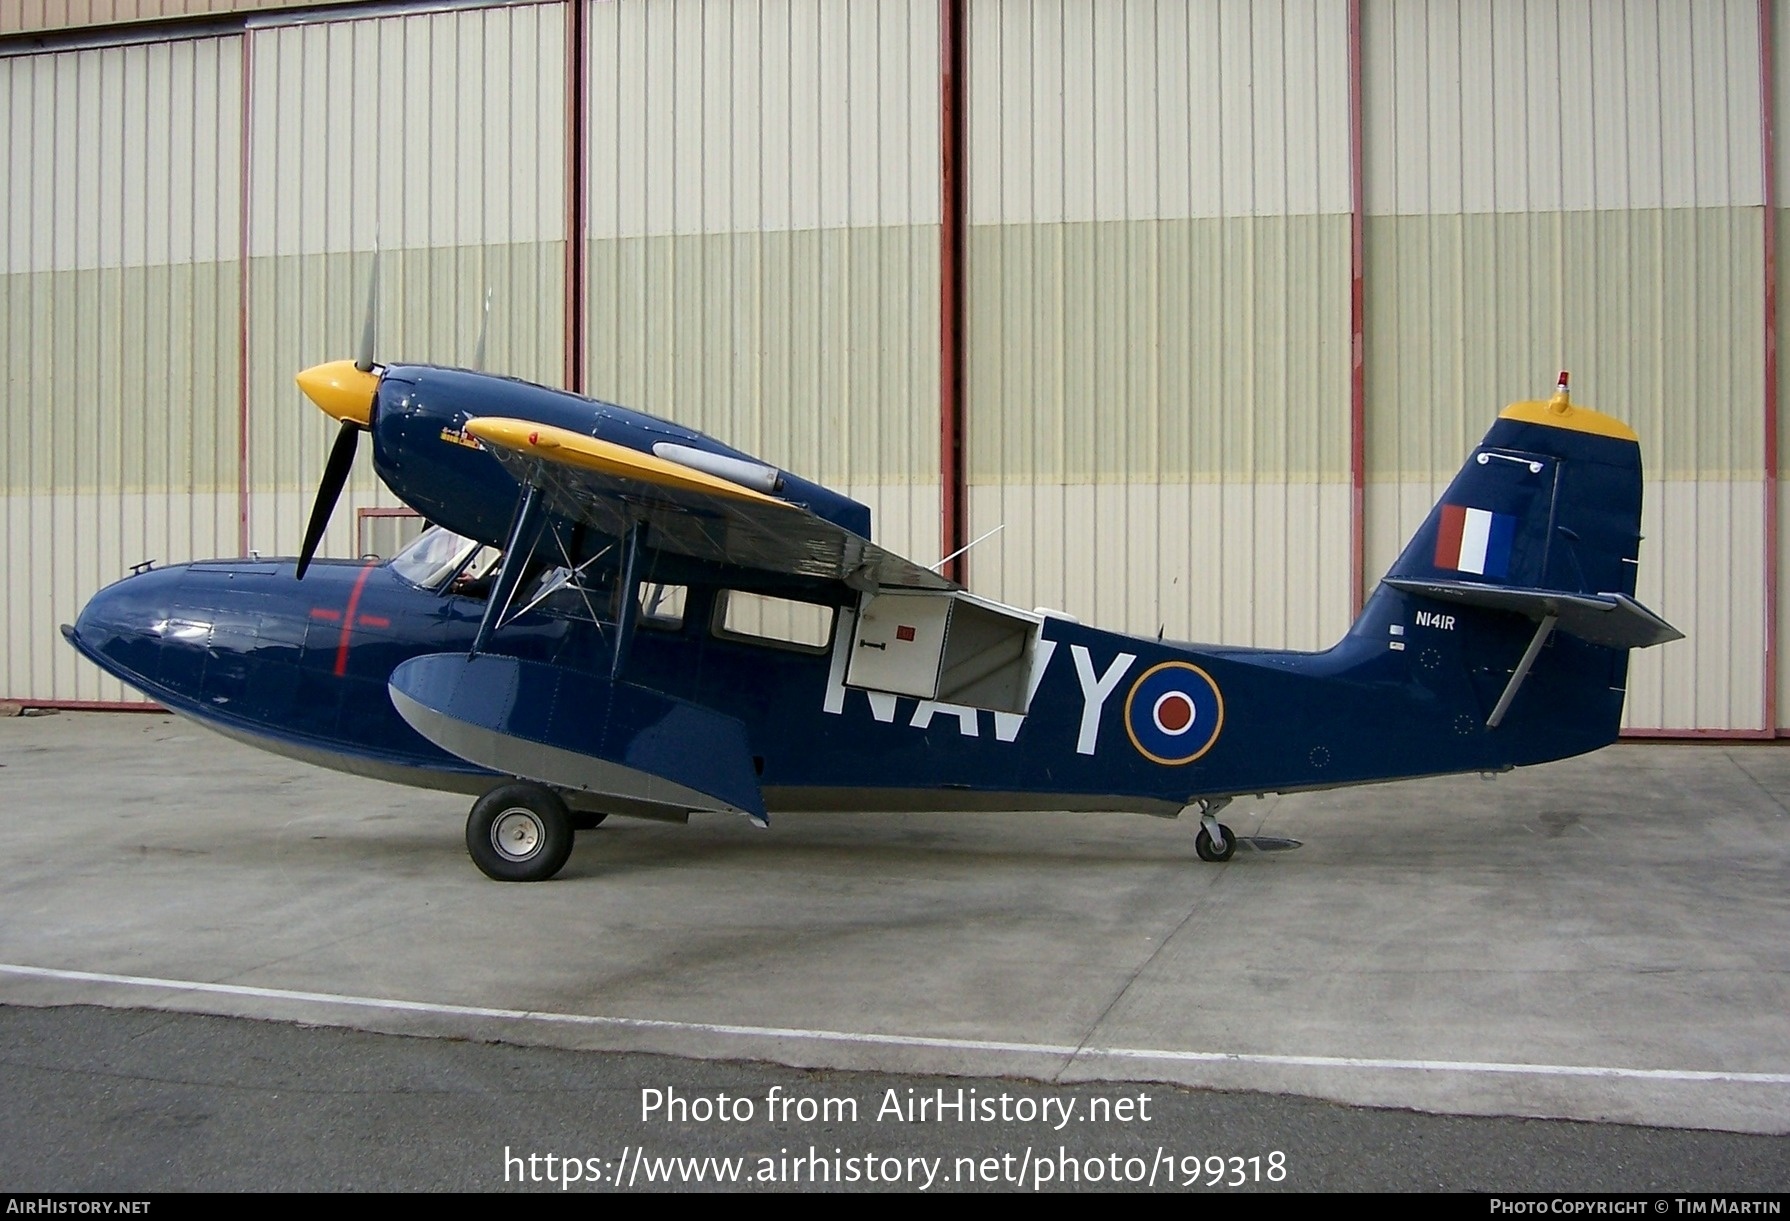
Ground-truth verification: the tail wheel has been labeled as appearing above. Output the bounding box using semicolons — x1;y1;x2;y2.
1195;823;1236;863
467;782;574;882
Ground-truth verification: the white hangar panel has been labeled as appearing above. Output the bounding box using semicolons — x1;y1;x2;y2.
589;0;941;238
4;35;241;272
584;0;943;562
1;35;243;702
1364;0;1762;216
1623;478;1765;732
247;3;566;257
968;0;1350;224
244;3;568;568
0;2;365;38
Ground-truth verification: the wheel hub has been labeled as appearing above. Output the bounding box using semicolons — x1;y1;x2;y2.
491;809;544;861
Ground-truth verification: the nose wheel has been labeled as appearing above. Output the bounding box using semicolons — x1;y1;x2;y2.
466;781;575;882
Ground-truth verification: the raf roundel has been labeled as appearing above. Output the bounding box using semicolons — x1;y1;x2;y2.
1124;661;1224;766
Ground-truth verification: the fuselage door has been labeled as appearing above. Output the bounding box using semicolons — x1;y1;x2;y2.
845;590;1043;715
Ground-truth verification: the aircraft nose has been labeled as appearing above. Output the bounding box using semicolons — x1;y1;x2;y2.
64;565;188;686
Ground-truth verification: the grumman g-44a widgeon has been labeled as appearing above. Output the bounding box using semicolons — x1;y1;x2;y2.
64;290;1682;881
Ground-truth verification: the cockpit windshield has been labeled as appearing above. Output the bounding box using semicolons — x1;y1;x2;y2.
387;525;498;592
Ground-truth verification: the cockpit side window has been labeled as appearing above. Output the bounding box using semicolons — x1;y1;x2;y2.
388;525;494;593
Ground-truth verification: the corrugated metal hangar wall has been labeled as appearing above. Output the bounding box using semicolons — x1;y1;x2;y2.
0;0;1780;738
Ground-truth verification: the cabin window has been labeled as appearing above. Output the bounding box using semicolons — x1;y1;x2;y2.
637;582;687;629
714;590;834;652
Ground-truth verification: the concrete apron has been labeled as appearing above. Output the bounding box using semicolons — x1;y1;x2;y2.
1;712;1786;1134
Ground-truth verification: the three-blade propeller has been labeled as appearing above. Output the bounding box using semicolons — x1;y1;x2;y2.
292;246;382;579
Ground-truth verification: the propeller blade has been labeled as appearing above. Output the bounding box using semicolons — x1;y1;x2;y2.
471;288;492;372
355;239;380;373
296;420;361;580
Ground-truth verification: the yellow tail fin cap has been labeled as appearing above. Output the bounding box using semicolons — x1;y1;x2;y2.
1498;375;1637;442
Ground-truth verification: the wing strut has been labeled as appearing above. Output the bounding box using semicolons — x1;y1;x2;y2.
471;481;546;656
611;521;646;680
1486;612;1558;729
468;476;653;673
508;539;612;627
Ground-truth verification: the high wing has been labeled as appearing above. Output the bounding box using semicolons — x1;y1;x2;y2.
388;417;1037;830
463;417;955;593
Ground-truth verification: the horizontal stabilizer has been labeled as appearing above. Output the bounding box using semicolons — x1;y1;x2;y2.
1383;578;1683;649
389;653;766;822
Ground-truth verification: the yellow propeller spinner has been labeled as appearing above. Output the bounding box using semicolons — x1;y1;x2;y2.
294;359;378;428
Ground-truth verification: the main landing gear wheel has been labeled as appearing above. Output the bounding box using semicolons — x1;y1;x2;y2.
1194;824;1237;863
466;782;574;882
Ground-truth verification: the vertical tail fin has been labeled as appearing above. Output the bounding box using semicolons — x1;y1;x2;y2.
1362;376;1680;763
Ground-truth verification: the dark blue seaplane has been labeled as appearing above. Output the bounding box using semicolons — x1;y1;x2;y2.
63;279;1682;881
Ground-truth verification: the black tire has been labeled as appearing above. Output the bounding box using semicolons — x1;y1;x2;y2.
1195;823;1237;863
466;783;575;882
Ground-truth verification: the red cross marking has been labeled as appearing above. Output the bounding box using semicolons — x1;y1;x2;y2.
305;563;381;677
